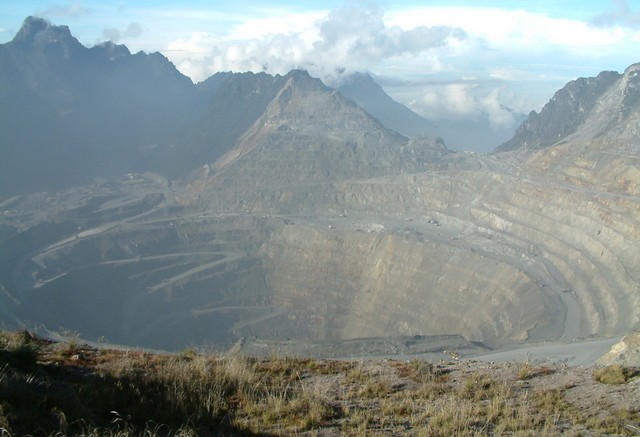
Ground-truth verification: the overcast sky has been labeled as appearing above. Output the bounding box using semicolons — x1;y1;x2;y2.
2;1;640;133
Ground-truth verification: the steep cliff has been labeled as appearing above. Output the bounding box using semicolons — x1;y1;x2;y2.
496;70;622;152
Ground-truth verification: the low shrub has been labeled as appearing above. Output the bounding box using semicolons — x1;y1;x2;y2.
593;365;640;385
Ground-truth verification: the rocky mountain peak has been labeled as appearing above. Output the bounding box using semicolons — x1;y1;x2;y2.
620;63;640;114
285;68;315;81
91;41;131;61
0;17;205;193
340;72;380;91
12;16;80;49
337;71;437;139
283;69;332;95
624;62;640;76
496;69;623;152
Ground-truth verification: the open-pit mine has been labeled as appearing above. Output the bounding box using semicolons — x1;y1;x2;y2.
1;18;639;358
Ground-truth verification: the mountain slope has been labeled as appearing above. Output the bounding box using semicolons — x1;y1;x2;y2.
184;69;451;208
337;72;526;152
496;63;640;196
154;72;296;179
495;68;627;152
337;72;437;138
0;17;204;195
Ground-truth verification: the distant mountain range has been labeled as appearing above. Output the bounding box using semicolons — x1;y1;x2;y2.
0;17;207;195
0;16;507;197
336;72;438;138
337;72;527;153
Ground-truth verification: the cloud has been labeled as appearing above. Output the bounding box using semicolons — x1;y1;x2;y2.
408;83;519;130
164;2;465;83
386;6;629;55
312;2;466;80
155;1;638;132
35;2;89;19
103;22;143;43
488;67;530;82
591;0;640;29
481;89;518;129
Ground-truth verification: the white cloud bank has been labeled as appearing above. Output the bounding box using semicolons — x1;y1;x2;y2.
165;3;466;84
158;1;639;136
408;83;521;129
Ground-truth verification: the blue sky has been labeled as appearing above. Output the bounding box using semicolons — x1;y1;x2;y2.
2;1;640;133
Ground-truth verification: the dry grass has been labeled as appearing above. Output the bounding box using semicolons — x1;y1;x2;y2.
1;330;639;436
593;364;640;384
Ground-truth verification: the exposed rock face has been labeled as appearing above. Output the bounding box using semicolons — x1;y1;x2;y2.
496;70;622;152
184;70;451;207
7;132;638;351
12;15;80;48
5;63;635;352
209;71;416;178
596;332;640;366
177;64;640;349
151;72;294;179
262;224;549;345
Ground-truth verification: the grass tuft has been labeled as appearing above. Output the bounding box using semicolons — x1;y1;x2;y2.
593;365;640;385
0;331;41;369
1;330;638;436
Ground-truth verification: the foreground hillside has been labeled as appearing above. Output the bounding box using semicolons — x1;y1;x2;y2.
1;330;639;436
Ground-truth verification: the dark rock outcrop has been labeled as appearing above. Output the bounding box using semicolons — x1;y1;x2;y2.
0;17;203;195
496;69;625;152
